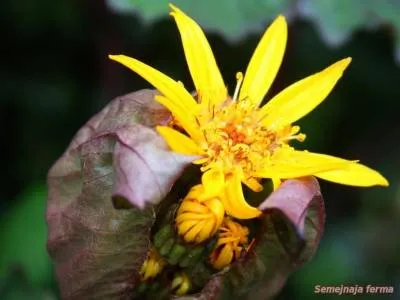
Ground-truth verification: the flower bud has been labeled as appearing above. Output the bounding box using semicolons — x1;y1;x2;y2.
140;246;166;281
210;218;250;270
176;184;225;243
171;271;191;295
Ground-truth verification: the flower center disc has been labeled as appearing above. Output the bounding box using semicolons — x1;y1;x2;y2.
199;100;276;175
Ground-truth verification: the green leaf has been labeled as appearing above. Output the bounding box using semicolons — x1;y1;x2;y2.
107;0;292;39
47;90;193;299
107;0;400;63
0;184;52;288
298;0;400;63
0;268;55;300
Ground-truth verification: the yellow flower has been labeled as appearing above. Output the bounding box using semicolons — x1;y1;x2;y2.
109;4;388;220
209;218;250;270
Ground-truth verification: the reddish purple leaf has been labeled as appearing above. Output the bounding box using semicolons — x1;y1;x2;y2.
47;90;194;299
112;126;195;209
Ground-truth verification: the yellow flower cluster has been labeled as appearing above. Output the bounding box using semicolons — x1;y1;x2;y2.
176;185;250;269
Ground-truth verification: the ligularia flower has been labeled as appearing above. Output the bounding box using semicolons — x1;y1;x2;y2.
109;4;388;220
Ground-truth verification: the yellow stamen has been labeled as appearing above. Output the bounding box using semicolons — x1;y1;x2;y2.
232;72;244;102
284;133;306;142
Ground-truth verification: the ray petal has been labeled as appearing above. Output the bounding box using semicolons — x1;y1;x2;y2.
199;167;225;200
109;54;202;139
255;149;353;179
315;163;389;187
155;95;203;141
239;15;288;107
170;4;227;106
259;58;351;130
242;177;263;192
222;171;262;219
156;126;204;156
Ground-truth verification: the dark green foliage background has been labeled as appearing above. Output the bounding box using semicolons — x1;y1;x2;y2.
0;0;399;299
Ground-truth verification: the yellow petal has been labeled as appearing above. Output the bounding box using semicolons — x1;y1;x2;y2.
199;168;225;200
156;126;204;156
222;171;262;219
177;195;224;243
272;178;282;190
203;198;225;231
172;273;191;296
185;184;205;199
196;220;215;243
170;4;227;106
217;237;238;246
239;15;287;107
155;95;202;141
178;200;209;214
254;149;353;179
259;58;352;130
315;163;389;187
242;177;263;192
212;244;234;270
171;272;191;296
176;213;208;223
184;219;206;242
177;220;197;236
108;54;202;140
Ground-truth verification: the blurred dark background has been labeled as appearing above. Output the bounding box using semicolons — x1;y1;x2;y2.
0;0;399;299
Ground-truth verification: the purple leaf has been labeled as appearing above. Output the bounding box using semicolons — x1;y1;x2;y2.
112;126;195;209
47;90;194;299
